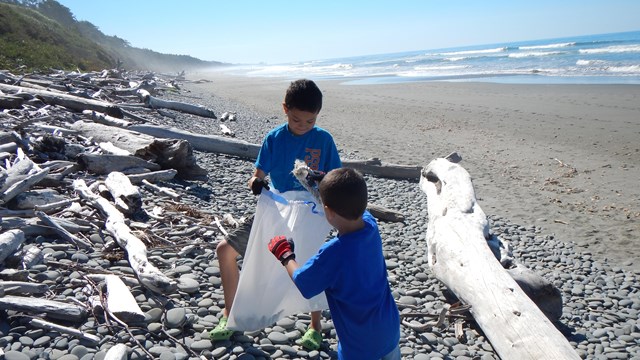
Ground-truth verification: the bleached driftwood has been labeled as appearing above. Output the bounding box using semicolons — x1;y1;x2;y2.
419;158;579;360
0;167;49;205
128;124;422;179
0;229;26;264
127;169;177;184
0;281;48;295
0;296;87;321
366;203;405;223
78;153;161;175
105;172;142;215
141;179;180;199
343;158;421;179
9;189;67;210
35;211;92;249
29;318;100;345
73;179;177;294
83;110;131;128
220;123;234;137
103;275;145;323
129;124;260;158
137;89;216;118
99;142;131;156
70;121;207;179
0;83;123;118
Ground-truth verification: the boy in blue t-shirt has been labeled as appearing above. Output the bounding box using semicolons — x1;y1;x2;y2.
268;168;401;360
211;79;342;350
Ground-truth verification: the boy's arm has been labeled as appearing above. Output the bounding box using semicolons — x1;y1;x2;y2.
283;259;300;279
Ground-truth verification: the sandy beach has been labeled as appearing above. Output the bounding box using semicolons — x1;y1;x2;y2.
189;71;640;273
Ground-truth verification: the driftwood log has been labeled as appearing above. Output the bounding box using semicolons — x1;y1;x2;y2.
0;296;87;321
137;89;216;118
0;83;123;118
128;124;421;179
419;158;579;360
70;121;207;180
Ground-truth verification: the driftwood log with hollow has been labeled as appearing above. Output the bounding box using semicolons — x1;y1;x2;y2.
419;158;579;360
70;121;207;180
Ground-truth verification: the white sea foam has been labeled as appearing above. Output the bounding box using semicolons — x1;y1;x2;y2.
576;59;608;66
508;51;565;58
439;47;507;56
579;45;640;54
519;42;575;50
606;65;640;73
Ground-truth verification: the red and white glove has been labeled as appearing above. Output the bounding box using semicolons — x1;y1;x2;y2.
268;235;296;265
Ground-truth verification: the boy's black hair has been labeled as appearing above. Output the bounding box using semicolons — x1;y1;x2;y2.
284;79;323;113
319;168;367;220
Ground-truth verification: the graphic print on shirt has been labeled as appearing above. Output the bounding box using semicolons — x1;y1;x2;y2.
304;148;321;170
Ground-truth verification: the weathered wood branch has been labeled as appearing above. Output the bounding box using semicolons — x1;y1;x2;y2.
105;172;142;215
0;296;87;321
29;318;100;345
0;167;49;205
0;281;48;295
0;229;26;264
418;158;579;360
78;153;161;175
35;211;93;249
73;179;177;294
137;89;216;118
0;83;123;118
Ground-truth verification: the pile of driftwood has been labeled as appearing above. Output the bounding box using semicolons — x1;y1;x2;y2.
0;68;252;358
0;67;416;357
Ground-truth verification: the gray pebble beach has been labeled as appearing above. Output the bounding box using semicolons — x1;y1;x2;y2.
1;79;638;360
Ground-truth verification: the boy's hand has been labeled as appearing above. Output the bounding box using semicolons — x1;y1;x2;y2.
251;177;270;195
268;235;295;265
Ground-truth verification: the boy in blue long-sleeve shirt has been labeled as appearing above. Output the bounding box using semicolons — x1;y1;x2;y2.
268;168;401;360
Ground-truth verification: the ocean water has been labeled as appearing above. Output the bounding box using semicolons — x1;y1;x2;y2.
225;31;640;85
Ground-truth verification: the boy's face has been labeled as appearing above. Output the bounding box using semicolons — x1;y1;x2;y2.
283;104;318;136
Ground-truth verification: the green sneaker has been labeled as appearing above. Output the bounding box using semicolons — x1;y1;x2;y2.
209;316;234;341
300;327;322;351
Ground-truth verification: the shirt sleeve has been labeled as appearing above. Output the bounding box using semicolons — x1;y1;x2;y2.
292;241;339;299
323;134;342;171
255;133;272;173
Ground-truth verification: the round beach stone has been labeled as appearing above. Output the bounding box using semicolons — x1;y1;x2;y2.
165;308;187;328
267;331;289;344
4;351;31;360
177;277;200;293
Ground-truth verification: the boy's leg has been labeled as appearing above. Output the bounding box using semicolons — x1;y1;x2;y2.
310;310;321;332
210;214;254;340
301;310;323;350
217;239;241;318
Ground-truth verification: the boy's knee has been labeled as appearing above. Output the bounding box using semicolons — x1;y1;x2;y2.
217;240;238;259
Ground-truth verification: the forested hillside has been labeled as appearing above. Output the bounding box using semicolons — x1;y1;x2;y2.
0;0;225;72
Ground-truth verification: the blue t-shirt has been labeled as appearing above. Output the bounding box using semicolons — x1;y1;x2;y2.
292;212;400;360
255;124;342;192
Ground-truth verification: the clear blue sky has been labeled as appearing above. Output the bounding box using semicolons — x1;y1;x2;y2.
56;0;640;65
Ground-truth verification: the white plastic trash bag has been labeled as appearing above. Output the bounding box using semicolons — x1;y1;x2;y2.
227;190;332;331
